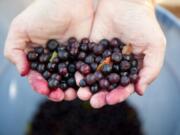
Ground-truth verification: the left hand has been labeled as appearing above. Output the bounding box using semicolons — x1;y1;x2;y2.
76;0;166;108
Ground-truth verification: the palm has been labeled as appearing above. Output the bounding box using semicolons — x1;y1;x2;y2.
77;0;166;108
13;0;93;46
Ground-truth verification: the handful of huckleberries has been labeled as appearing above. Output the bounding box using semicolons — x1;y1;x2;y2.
27;37;140;94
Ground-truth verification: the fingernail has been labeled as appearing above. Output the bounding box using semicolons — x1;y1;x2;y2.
17;62;29;76
139;83;148;95
49;89;64;102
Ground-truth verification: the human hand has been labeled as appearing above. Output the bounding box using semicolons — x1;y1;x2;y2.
4;0;94;101
76;0;166;108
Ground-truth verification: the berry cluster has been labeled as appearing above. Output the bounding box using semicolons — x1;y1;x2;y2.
27;37;139;93
27;39;78;90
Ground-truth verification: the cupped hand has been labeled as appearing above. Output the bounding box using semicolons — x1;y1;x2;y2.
4;0;94;101
77;0;166;108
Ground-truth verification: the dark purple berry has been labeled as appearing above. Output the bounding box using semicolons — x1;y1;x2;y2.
89;42;97;51
43;71;51;80
57;46;66;51
37;64;46;73
65;61;70;66
31;62;38;70
51;73;61;81
130;67;138;74
58;67;68;76
27;51;38;61
68;64;76;73
99;39;109;48
113;48;121;53
110;38;121;48
113;64;120;73
63;73;73;81
85;55;94;64
120;60;131;71
90;63;98;71
58;50;69;61
52;57;60;64
85;74;96;85
99;79;110;89
59;81;68;90
120;76;130;86
103;49;112;58
80;64;91;75
58;63;66;68
111;52;122;63
81;38;89;44
93;44;104;55
44;49;50;54
94;71;103;81
108;84;118;91
120;72;129;76
95;56;103;64
76;61;84;70
39;53;51;63
47;39;59;51
78;52;86;60
102;64;112;75
68;37;77;44
34;47;44;54
108;73;120;83
90;83;99;94
48;79;59;89
79;79;87;87
80;44;88;52
67;77;76;87
69;41;79;56
47;63;57;72
123;54;132;61
131;59;138;67
129;74;138;83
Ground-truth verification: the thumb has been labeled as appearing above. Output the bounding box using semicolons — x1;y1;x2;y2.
4;20;29;76
136;41;166;95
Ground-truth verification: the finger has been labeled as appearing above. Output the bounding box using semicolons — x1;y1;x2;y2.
5;48;29;76
64;88;77;101
136;44;166;95
27;70;50;96
75;72;92;101
90;91;108;109
65;0;94;40
106;84;134;105
48;88;64;102
4;21;29;76
90;5;116;42
77;87;92;101
75;72;84;86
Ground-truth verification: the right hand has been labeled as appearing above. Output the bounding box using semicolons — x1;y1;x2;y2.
4;0;94;101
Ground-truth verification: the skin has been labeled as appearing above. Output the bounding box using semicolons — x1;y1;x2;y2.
4;0;94;101
4;0;166;108
77;0;166;108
